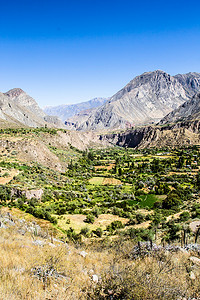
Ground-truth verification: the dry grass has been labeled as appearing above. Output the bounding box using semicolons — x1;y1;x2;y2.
0;169;19;184
94;164;115;171
89;177;122;185
57;213;128;232
1;209;200;299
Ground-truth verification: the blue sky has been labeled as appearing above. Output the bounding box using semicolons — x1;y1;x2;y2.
0;0;200;106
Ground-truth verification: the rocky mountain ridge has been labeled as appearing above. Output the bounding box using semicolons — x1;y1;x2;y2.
0;88;64;128
67;70;200;132
159;93;200;125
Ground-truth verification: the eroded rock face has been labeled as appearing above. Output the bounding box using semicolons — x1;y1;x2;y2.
71;70;200;131
159;93;200;125
11;188;43;200
174;72;200;97
100;120;200;149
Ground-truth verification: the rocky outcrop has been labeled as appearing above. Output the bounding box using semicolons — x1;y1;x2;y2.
73;70;200;132
11;188;43;200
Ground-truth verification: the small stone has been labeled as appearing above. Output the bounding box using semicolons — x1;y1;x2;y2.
48;242;56;248
189;256;200;266
79;251;87;258
190;271;196;280
32;240;44;247
92;274;98;283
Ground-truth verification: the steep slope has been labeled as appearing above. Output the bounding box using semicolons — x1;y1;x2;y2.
5;88;46;118
159;93;200;125
44;97;108;122
174;72;200;97
100;120;200;149
75;70;191;132
0;88;64;128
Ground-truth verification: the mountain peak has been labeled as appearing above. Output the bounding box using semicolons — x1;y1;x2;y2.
5;88;26;98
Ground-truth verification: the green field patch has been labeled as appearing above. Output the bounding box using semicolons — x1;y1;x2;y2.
128;194;166;208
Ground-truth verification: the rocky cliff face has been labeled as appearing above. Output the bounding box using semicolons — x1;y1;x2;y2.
73;70;198;132
159;93;200;125
44;97;108;122
174;72;200;97
0;88;65;128
100;120;200;149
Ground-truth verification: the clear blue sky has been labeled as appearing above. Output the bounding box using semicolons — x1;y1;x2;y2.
1;0;200;107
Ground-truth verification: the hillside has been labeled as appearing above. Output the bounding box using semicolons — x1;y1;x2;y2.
1;207;200;299
69;70;200;131
0;88;64;128
174;72;200;97
101;120;200;149
159;93;200;125
0;128;109;172
1;140;200;299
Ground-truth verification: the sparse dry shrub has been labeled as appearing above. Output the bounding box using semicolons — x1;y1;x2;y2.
1;210;200;299
85;247;200;300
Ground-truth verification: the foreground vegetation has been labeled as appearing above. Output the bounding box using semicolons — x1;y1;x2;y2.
1;128;200;298
0;207;200;300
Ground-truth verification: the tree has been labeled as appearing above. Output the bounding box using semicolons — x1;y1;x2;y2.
162;192;182;210
85;214;95;224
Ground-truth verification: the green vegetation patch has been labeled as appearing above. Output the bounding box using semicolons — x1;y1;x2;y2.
89;177;106;185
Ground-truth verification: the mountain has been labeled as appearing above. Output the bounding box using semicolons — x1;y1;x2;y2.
43;97;108;122
174;72;200;97
71;70;197;132
0;88;64;128
159;92;200;125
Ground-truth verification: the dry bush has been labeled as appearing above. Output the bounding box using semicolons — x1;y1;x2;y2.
0;212;200;299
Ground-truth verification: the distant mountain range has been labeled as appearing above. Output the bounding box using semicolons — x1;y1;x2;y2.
43;97;108;122
0;88;64;128
2;70;200;141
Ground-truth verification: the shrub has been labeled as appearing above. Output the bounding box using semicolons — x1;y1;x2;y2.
94;227;103;237
179;211;190;222
80;226;90;237
85;214;95;224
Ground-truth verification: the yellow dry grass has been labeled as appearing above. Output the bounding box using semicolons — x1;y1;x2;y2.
1;207;200;299
89;176;121;185
0;169;19;185
94;163;115;171
57;213;128;232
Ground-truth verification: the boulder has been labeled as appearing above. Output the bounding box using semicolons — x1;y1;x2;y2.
92;274;98;283
189;256;200;266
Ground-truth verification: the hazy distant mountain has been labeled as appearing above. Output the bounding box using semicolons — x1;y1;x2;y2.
43;97;108;122
0;88;64;128
159;92;200;125
74;70;194;131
